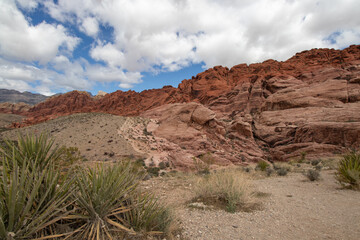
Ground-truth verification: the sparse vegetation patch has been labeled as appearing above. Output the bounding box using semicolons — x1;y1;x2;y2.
305;169;321;181
336;151;360;190
256;160;269;171
193;169;258;213
0;134;174;239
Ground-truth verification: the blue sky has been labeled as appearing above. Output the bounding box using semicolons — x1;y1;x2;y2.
0;0;359;96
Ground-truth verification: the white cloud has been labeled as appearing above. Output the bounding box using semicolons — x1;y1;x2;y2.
44;0;360;71
90;43;125;68
80;17;99;37
1;0;360;95
86;65;142;88
16;0;41;10
0;0;79;64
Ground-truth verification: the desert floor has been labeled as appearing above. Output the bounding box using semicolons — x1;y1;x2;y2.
141;168;360;240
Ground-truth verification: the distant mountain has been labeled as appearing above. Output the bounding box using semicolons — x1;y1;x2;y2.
0;89;48;105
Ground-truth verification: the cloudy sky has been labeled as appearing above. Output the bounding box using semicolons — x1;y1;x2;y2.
0;0;359;96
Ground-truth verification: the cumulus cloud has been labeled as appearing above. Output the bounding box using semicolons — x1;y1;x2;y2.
45;0;360;70
1;0;360;95
15;0;41;10
79;17;99;37
0;0;79;64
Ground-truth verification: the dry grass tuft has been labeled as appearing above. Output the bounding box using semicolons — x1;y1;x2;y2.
193;169;258;213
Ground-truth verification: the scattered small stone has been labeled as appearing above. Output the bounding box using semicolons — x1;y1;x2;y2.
188;202;208;210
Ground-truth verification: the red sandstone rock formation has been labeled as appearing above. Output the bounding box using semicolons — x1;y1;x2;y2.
9;45;360;165
0;102;31;115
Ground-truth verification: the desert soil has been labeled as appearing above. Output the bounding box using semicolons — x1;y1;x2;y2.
142;169;360;240
0;113;143;162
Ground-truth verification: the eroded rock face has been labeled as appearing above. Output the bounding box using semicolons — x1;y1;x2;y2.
141;103;264;169
0;102;31;115
8;45;360;168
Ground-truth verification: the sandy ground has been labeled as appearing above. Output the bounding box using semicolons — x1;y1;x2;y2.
142;169;360;240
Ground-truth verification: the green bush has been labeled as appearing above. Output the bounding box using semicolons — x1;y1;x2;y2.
336;151;360;189
256;160;269;171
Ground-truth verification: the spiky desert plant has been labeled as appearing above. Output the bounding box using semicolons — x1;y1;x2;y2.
0;133;64;170
0;155;73;240
336;151;360;189
65;162;141;239
123;193;172;236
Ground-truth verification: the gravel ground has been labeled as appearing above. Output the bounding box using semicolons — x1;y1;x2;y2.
143;170;360;240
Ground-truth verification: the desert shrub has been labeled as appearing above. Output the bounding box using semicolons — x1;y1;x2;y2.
311;159;321;166
159;161;167;170
123;194;173;235
256;160;269;171
135;158;146;167
315;165;323;171
276;168;288;176
0;136;73;239
194;170;256;213
193;152;214;174
266;167;274;177
336;151;360;189
305;169;321;181
147;167;160;177
299;151;307;163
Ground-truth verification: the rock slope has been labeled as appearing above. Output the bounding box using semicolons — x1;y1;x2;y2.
8;45;360;166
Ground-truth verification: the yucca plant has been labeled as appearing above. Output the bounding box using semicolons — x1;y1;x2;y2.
336;151;360;189
64;162;140;239
123;193;172;236
0;156;74;240
0;133;64;170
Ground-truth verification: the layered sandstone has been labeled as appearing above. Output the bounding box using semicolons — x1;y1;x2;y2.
0;102;31;115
